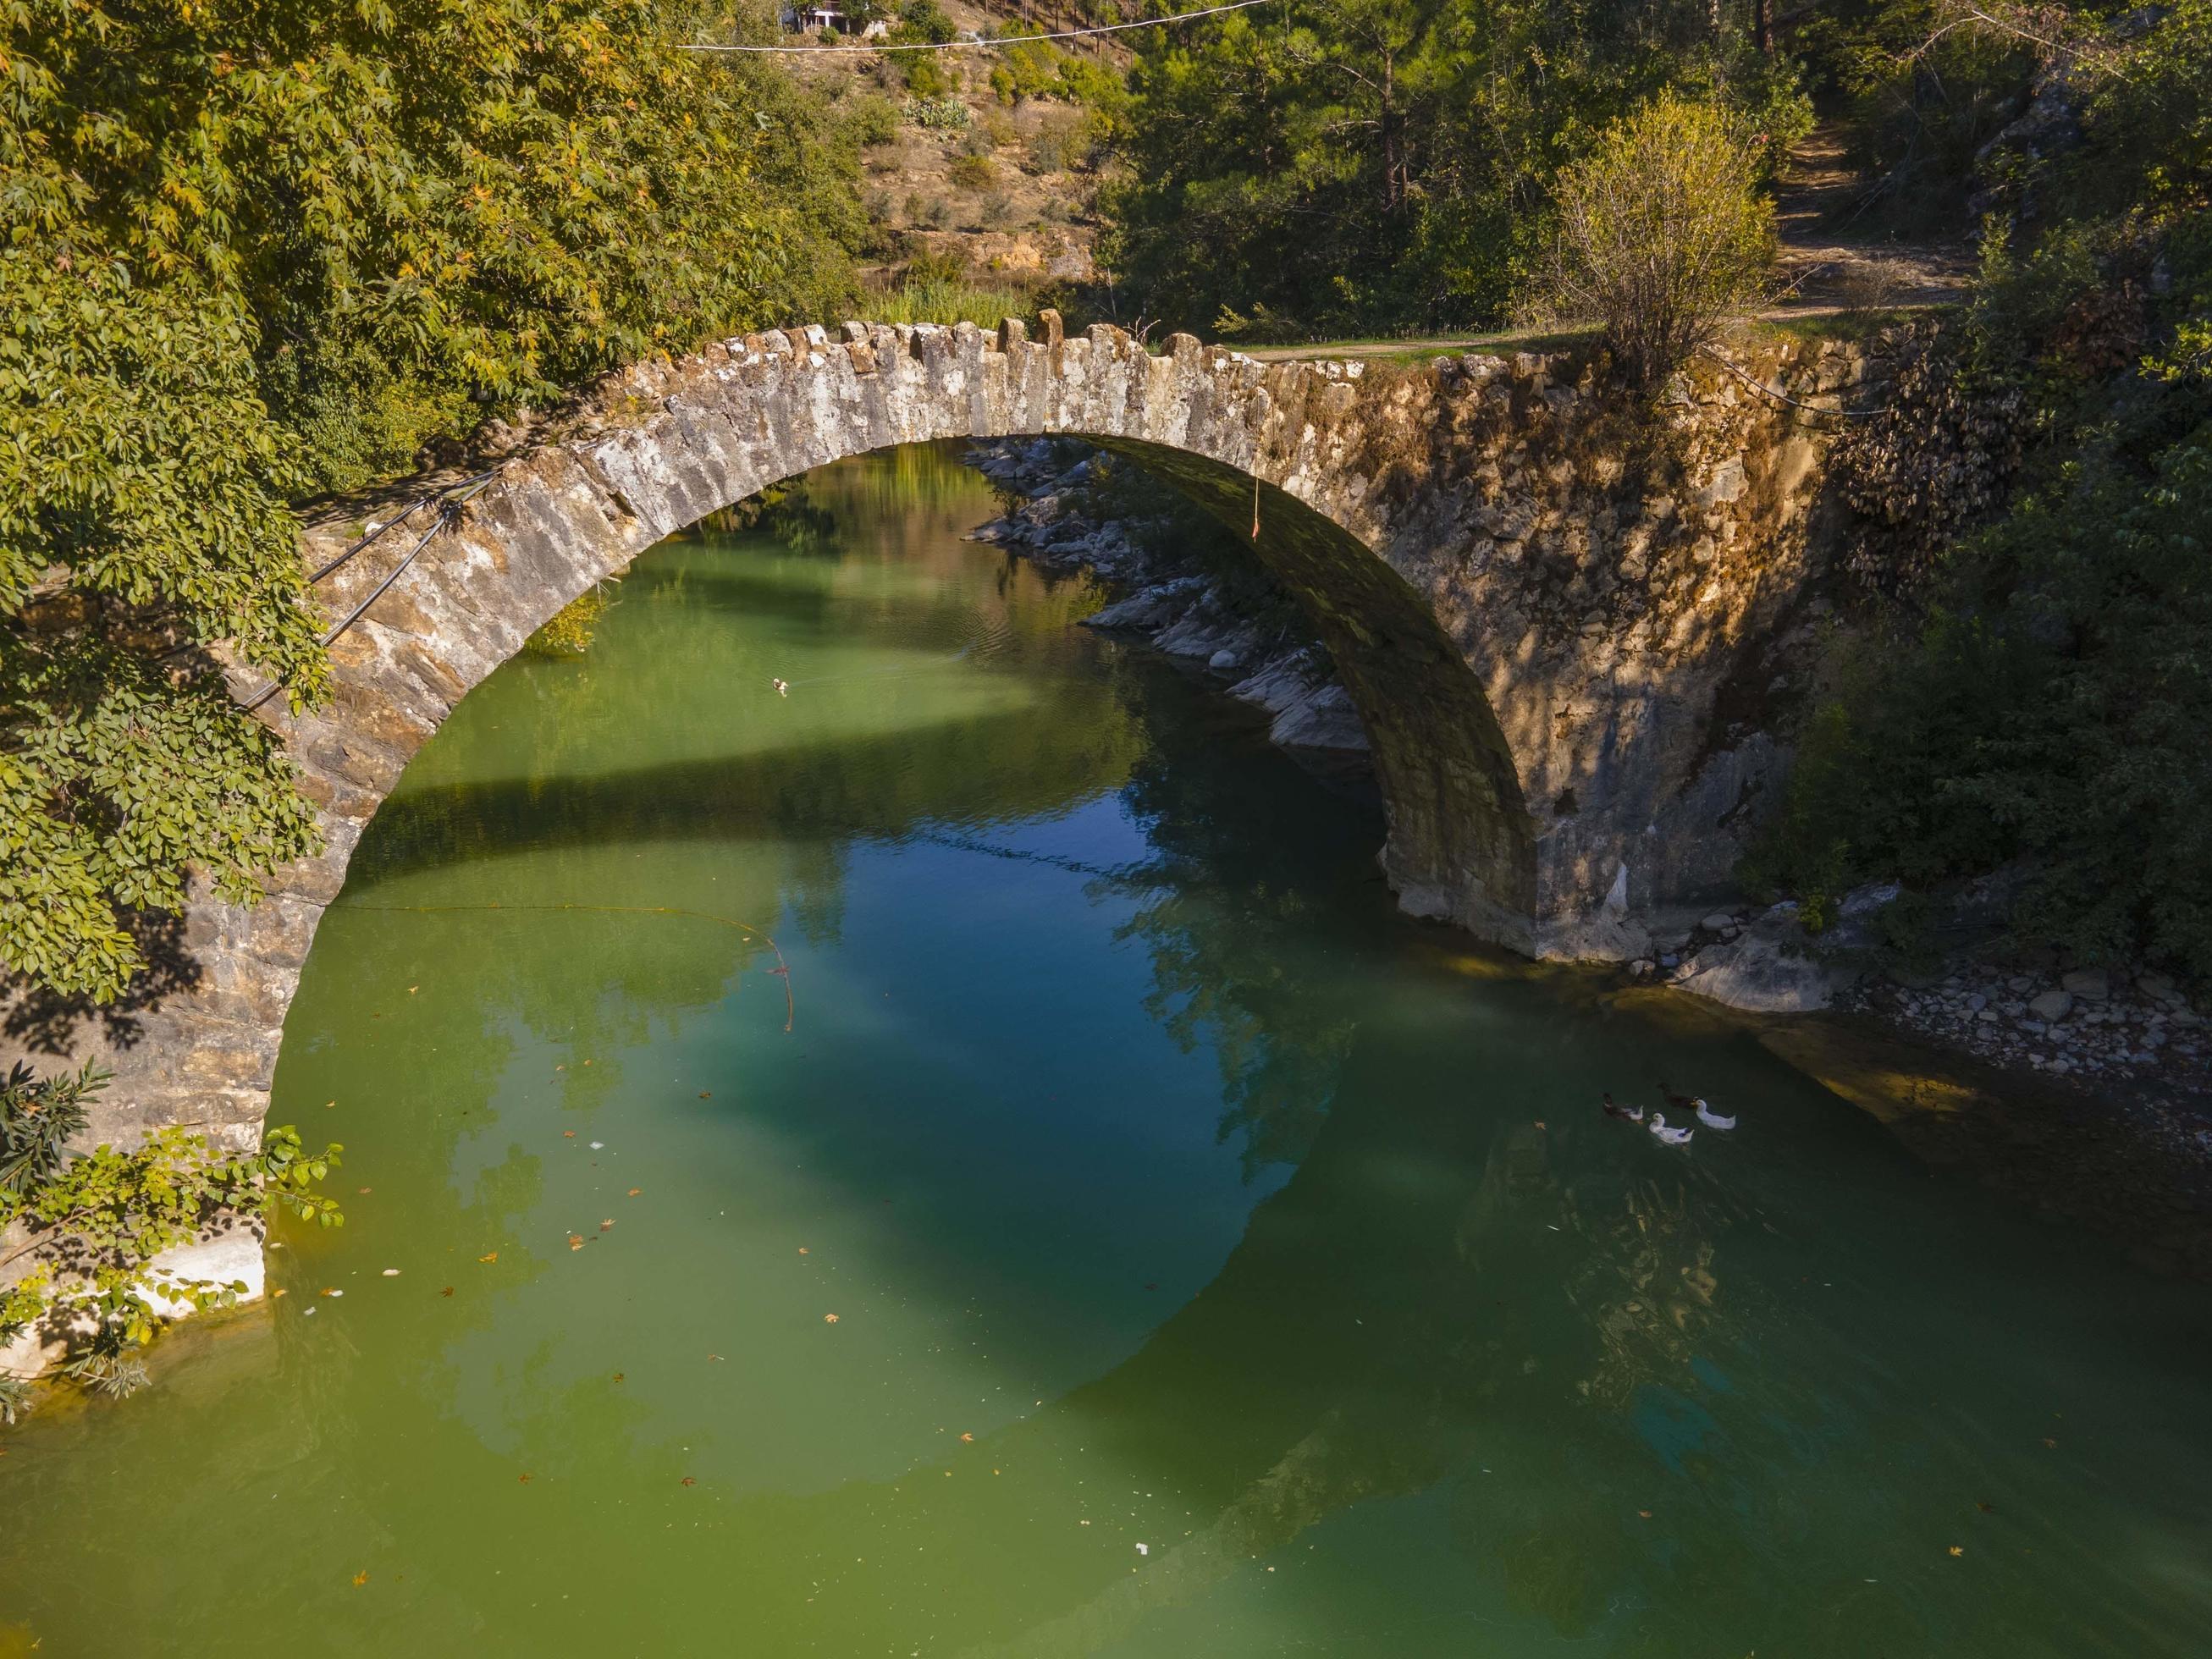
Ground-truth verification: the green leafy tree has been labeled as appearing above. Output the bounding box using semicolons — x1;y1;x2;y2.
1542;91;1776;387
3;1;860;1005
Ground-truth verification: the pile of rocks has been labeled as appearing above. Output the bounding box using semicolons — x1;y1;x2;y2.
1644;882;2210;1105
1846;964;2209;1089
964;439;1371;758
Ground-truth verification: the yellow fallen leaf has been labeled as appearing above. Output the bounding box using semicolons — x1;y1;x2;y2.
824;1313;840;1324
1949;1546;1964;1557
568;1235;585;1251
478;1252;499;1264
354;1571;369;1587
599;1219;615;1231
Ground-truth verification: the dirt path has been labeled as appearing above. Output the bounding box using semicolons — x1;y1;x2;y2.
1770;123;1972;308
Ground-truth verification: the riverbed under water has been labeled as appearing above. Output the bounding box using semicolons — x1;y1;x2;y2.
3;444;2208;1656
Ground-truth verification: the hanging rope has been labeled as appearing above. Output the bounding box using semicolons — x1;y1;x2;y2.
333;901;797;1033
1695;347;1895;419
679;0;1273;53
1250;472;1260;540
239;474;499;715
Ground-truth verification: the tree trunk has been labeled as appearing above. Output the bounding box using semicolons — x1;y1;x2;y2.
1756;0;1774;53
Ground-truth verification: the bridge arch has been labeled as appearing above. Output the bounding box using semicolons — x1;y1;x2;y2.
37;315;1860;1148
312;317;1542;948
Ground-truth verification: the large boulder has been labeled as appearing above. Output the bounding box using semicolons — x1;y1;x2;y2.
1673;906;1840;1012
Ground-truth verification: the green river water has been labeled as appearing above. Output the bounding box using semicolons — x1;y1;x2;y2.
3;444;2209;1656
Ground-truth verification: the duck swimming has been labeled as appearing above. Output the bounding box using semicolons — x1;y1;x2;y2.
1602;1092;1644;1122
1647;1112;1694;1146
771;678;790;697
1695;1100;1737;1130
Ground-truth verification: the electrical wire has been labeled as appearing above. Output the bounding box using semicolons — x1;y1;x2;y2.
679;0;1272;53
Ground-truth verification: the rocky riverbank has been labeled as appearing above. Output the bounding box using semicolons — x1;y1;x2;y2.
1644;880;2209;1091
1641;879;2212;1252
964;438;1372;761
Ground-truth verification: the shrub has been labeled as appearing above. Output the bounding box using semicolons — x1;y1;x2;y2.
897;56;954;100
848;93;901;147
0;1060;345;1414
895;0;956;44
1025;129;1072;174
948;153;996;192
1542;91;1775;389
873;279;1036;326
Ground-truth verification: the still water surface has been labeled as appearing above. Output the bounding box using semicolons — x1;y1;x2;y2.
3;445;2209;1656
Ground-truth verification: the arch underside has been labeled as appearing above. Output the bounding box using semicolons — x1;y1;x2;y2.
1094;440;1537;945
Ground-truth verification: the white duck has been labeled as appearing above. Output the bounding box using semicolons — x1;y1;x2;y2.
771;677;790;697
1694;1099;1736;1130
1647;1112;1694;1146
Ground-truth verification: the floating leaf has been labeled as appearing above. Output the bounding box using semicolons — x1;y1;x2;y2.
627;1188;642;1197
478;1252;499;1264
569;1234;585;1251
824;1313;840;1324
681;1476;696;1487
518;1473;532;1485
353;1571;368;1587
439;1287;455;1297
1948;1546;1964;1557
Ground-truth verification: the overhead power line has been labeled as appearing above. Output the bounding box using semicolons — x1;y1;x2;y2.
678;0;1274;54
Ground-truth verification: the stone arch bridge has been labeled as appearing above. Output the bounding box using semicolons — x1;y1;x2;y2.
23;314;1872;1147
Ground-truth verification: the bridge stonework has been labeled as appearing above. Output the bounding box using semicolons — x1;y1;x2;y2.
12;316;1876;1150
